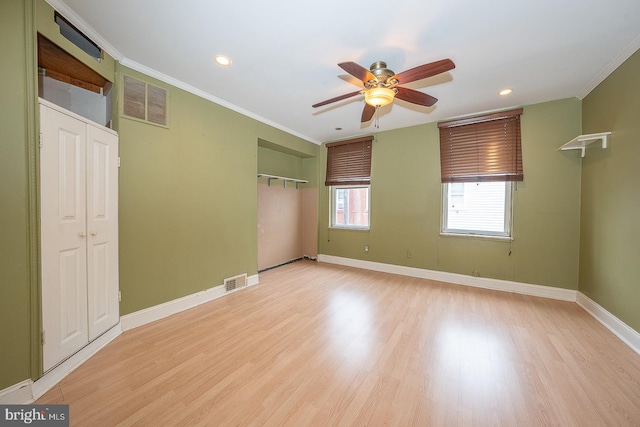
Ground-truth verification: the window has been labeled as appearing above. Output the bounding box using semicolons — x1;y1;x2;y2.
443;182;512;236
438;108;523;237
325;136;373;230
331;186;370;228
122;75;169;126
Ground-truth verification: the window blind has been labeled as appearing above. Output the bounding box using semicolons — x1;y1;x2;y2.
438;108;523;183
325;136;373;186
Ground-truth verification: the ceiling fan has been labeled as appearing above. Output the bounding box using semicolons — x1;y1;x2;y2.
312;58;455;123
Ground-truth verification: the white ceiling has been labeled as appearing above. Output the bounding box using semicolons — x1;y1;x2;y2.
49;0;640;144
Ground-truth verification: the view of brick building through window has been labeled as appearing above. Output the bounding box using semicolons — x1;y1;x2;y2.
333;187;369;228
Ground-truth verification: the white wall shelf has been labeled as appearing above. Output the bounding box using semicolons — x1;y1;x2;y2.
257;173;308;189
558;132;611;157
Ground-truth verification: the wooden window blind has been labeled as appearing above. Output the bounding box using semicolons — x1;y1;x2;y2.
325;136;373;186
438;108;523;183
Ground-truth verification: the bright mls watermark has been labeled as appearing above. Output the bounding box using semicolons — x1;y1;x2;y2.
0;405;68;426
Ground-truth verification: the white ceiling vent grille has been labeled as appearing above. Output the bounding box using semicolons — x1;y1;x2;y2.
224;273;247;292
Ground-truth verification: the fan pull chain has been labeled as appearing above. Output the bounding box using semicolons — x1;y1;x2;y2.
374;106;380;128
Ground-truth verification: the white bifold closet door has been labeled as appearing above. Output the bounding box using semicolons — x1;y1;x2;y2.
40;100;119;372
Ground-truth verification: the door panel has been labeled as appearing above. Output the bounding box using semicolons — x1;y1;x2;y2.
86;125;119;340
59;248;86;344
40;103;89;372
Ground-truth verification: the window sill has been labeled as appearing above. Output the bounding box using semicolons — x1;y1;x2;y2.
329;226;370;232
440;232;513;242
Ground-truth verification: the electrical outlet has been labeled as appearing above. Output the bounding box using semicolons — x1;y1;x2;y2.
364;245;369;253
407;250;413;259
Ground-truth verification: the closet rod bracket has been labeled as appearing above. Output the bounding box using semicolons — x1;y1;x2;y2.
258;173;308;190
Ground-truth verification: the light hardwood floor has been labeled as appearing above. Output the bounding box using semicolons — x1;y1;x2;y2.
38;260;640;426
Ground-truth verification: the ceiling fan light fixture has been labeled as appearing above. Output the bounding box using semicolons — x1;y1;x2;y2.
364;87;395;107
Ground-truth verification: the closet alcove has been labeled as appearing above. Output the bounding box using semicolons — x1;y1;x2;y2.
257;139;318;271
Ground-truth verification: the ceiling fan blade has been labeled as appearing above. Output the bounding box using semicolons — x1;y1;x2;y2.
361;103;376;123
312;90;362;108
392;58;455;85
338;62;376;83
395;87;438;107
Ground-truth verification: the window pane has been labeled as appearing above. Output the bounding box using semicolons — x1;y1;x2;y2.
332;186;369;228
444;182;509;235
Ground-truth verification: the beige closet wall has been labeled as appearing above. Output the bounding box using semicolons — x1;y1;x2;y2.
257;145;318;271
257;182;303;270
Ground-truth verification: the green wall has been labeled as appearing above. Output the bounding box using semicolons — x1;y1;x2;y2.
580;48;640;332
117;65;317;315
257;138;318;187
319;98;582;289
258;147;303;180
0;0;34;390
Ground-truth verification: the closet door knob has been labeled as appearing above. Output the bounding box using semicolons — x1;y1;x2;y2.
90;231;97;236
79;232;86;238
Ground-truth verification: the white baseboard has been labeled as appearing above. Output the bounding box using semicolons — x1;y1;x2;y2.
0;274;261;404
317;254;578;302
318;255;640;355
0;380;33;405
0;324;124;403
121;274;259;331
577;292;640;355
3;266;638;406
30;323;122;402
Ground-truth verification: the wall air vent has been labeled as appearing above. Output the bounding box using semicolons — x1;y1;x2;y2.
224;273;248;292
122;75;169;127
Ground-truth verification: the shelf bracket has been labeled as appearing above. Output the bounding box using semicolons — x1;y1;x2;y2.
557;132;611;157
258;173;309;190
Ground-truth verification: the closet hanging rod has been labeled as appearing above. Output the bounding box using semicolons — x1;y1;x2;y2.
257;173;308;189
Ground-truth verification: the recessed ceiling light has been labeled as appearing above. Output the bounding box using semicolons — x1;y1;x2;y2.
499;88;513;96
215;55;231;66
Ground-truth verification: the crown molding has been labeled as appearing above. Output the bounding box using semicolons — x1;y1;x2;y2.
119;58;320;144
577;34;640;99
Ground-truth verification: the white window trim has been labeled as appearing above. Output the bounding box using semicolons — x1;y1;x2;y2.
330;185;371;230
441;181;513;238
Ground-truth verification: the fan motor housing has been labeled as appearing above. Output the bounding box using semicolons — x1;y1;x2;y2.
369;61;395;84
